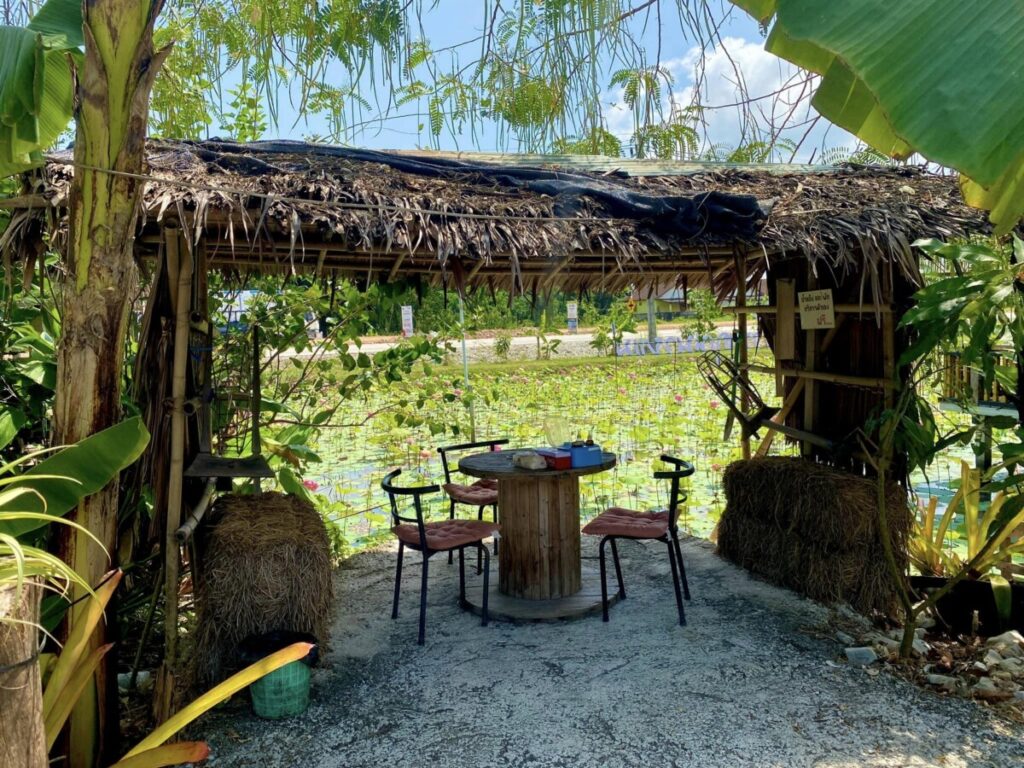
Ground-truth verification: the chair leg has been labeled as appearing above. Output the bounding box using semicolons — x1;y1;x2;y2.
391;542;405;619
671;528;691;600
476;505;484;574
458;547;466;607
665;538;686;626
598;536;611;622
448;501;457;564
479;544;490;627
492;504;499;555
418;552;430;645
609;538;626;599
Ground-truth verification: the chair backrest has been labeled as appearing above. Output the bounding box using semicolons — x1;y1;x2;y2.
653;454;695;530
437;438;509;483
381;469;440;548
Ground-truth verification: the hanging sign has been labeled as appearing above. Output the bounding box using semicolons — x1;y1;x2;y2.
798;289;835;330
400;305;414;337
566;301;578;333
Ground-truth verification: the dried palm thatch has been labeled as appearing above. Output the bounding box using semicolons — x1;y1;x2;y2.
0;140;993;297
717;457;910;614
194;492;333;684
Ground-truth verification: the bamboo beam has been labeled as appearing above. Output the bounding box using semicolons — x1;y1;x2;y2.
727;305;894;315
386;252;408;282
745;363;892;390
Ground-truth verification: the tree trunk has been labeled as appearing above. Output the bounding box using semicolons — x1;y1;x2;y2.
54;2;169;766
0;582;46;768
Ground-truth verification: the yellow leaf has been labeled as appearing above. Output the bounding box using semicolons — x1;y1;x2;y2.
122;642;314;758
108;742;210;768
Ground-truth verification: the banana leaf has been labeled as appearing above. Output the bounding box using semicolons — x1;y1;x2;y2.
732;0;1024;234
0;417;150;538
0;0;83;177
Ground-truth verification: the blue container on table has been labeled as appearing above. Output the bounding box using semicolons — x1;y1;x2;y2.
561;443;603;468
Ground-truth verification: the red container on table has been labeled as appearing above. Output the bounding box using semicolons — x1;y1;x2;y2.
536;448;571;470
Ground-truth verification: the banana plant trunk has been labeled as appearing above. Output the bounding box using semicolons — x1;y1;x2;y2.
54;2;168;766
0;582;46;768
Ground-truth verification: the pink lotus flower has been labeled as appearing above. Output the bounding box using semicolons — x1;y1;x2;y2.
711;464;722;473
709;400;720;409
453;388;463;397
674;394;683;403
303;479;319;491
405;436;415;445
617;387;627;395
419;449;432;459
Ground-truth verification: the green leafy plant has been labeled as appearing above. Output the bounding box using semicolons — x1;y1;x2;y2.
910;462;1024;621
494;331;513;361
680;288;720;342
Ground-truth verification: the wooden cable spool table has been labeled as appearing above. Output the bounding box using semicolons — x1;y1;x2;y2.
457;449;616;620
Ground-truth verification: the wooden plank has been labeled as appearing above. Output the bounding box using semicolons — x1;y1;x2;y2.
775;279;797;361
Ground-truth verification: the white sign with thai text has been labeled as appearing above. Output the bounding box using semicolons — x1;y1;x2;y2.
798;289;835;330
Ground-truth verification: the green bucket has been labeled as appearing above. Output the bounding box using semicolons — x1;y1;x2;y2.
239;631;317;720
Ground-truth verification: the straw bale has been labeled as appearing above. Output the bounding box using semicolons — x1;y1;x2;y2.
718;458;909;614
194;492;333;684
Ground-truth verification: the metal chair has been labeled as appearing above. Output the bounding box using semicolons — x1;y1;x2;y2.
382;469;497;645
437;438;508;565
582;454;695;625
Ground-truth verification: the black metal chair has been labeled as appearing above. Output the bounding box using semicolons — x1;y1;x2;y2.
382;469;497;645
437;438;508;564
582;454;695;625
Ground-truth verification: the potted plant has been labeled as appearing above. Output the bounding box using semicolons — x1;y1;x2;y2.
909;461;1024;635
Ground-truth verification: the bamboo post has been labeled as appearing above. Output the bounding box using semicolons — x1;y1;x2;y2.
735;252;751;460
157;227;191;720
802;269;818;458
251;324;263;492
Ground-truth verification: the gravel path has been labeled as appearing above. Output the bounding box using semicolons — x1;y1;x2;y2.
200;538;1023;767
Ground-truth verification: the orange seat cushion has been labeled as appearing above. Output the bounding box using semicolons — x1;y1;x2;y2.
472;478;499;491
582;507;669;539
393;519;499;551
443;482;498;505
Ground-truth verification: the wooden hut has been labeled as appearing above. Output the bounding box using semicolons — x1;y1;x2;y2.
0;140;993;654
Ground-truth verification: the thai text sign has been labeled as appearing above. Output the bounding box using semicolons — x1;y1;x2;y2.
400;305;414;337
798;289;835;330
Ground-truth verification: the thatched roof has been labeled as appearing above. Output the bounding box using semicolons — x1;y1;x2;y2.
2;139;991;295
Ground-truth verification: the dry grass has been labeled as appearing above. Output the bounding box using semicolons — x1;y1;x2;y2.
718;457;910;614
194;492;333;684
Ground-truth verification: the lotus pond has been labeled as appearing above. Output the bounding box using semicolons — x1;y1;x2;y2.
302;351;797;551
297;349;986;557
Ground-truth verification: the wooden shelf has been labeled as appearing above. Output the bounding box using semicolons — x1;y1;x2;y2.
727;304;893;315
743;362;892;390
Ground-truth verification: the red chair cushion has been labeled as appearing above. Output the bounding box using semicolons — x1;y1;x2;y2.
582;507;669;539
443;482;498;505
392;519;499;551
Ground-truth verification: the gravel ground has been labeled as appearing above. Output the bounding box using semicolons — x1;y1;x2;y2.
199;538;1023;767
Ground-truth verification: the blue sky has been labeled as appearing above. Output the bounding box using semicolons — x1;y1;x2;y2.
259;3;853;161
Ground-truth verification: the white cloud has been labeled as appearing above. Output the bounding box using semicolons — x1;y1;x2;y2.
602;36;855;162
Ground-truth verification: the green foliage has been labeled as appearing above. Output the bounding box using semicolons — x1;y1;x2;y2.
493;331;513;361
0;418;150;539
590;298;637;355
679;289;719;342
0;0;82;176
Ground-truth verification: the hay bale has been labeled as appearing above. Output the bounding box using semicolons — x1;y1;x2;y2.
718;458;910;614
194;492;333;684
